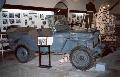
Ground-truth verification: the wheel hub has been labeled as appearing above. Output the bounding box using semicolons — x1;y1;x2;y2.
16;47;28;62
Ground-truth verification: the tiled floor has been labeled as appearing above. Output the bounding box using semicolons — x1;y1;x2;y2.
1;49;120;77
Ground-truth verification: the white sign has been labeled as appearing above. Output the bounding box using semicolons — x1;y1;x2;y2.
38;37;53;45
95;63;106;71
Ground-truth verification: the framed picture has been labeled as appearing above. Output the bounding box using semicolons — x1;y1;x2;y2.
72;14;76;18
25;19;28;25
15;13;20;18
31;21;35;25
2;12;8;18
29;13;37;19
9;13;14;18
23;13;28;17
77;16;80;20
42;21;46;25
1;26;7;32
29;16;32;20
34;14;37;18
9;19;15;24
40;14;42;18
41;14;44;20
16;19;21;23
3;19;8;24
3;26;7;30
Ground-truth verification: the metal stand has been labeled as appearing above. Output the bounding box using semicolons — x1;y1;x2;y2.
38;45;52;68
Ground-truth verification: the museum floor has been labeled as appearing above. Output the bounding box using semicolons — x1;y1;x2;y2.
1;48;120;77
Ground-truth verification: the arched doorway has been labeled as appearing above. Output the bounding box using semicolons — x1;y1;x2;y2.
54;0;68;17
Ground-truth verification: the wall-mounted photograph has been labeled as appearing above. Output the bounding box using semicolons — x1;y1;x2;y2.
42;21;46;25
15;13;20;18
34;14;37;18
77;16;80;20
9;19;15;24
16;19;21;24
72;14;76;18
9;13;14;18
40;14;42;18
29;16;32;20
2;12;8;18
3;19;8;24
3;26;7;30
25;19;28;25
23;13;28;17
31;21;35;25
40;14;44;20
29;13;37;19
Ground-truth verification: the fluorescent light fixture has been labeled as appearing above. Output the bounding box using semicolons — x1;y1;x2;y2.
103;6;106;9
57;10;60;12
107;5;110;7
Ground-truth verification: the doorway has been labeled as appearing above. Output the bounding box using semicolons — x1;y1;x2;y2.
54;1;68;17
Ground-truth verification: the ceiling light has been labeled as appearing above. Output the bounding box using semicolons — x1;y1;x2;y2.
57;10;60;12
107;5;110;7
103;6;106;9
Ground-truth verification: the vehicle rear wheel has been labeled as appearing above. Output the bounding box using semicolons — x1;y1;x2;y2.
15;45;34;63
70;46;94;71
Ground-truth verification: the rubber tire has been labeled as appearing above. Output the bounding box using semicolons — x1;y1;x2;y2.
15;45;35;63
70;46;94;71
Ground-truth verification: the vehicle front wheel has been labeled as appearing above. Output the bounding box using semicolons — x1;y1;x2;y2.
15;45;34;63
70;46;94;71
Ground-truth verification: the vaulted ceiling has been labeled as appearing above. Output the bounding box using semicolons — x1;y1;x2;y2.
95;0;120;10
